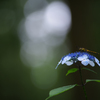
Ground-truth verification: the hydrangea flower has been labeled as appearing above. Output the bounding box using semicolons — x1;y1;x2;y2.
55;52;100;69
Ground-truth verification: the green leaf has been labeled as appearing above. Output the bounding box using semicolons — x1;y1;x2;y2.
66;68;79;76
86;79;100;83
82;67;97;74
45;84;77;100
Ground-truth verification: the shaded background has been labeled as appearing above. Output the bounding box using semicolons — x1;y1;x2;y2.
0;0;100;100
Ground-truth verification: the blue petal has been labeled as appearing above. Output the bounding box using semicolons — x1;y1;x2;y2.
81;59;89;66
78;55;88;61
55;60;62;69
65;61;73;66
89;60;95;67
95;57;100;66
62;56;71;64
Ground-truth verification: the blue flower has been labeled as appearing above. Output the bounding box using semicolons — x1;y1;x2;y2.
55;52;100;69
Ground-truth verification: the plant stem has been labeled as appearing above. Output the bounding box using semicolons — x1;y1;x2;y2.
78;64;88;100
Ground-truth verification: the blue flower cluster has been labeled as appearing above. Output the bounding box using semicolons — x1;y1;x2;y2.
55;52;100;69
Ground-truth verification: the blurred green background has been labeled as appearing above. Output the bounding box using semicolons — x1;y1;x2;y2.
0;0;100;100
